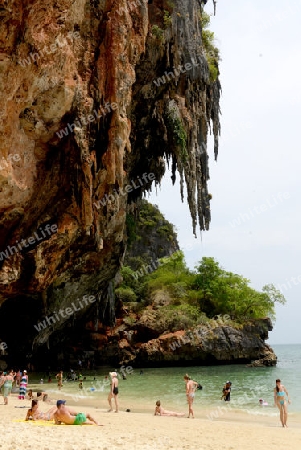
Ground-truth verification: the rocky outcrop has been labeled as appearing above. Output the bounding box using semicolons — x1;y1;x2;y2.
246;347;277;367
84;316;277;367
124;199;179;272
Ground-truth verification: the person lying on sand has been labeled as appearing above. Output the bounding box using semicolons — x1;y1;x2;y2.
154;400;185;417
27;390;51;403
27;389;34;400
54;400;102;425
36;391;52;403
25;400;57;421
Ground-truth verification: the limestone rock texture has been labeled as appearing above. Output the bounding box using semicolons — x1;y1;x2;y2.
98;314;277;367
0;0;220;362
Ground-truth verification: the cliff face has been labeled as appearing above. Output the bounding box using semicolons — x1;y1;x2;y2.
85;315;277;368
0;1;220;363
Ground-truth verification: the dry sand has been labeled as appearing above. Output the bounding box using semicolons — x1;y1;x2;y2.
0;394;300;450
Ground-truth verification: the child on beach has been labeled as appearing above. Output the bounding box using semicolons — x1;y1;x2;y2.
154;401;185;417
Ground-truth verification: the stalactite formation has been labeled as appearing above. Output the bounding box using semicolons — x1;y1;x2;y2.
0;0;220;359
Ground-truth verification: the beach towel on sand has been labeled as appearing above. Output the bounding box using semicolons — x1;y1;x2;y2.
13;419;56;426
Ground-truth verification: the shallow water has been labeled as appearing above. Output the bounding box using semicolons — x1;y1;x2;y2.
27;344;301;418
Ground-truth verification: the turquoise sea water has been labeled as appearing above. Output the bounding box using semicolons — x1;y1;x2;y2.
28;344;301;418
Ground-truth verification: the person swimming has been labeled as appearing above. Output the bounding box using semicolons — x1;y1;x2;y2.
274;379;290;427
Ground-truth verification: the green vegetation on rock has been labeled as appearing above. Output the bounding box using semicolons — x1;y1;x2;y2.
120;202;285;335
193;257;286;322
166;108;187;160
163;10;172;28
151;25;164;42
118;251;286;327
200;11;220;82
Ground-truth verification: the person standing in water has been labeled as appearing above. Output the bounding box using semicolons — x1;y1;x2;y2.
274;378;290;427
56;370;63;390
221;381;232;401
108;371;119;413
183;374;198;418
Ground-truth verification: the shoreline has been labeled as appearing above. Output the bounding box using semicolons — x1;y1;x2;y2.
7;390;301;422
24;381;301;420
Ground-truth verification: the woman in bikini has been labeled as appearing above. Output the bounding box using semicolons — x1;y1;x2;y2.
25;399;57;421
274;379;290;427
183;374;198;418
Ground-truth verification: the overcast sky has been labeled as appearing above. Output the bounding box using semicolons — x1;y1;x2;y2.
149;0;301;344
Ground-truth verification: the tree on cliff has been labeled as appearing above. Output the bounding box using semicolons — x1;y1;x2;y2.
117;202;286;327
193;257;286;321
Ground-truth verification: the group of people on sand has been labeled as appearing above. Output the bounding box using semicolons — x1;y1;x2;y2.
0;369;29;404
26;399;101;425
23;372;120;425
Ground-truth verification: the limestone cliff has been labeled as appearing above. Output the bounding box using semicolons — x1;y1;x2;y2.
0;0;220;364
97;316;277;367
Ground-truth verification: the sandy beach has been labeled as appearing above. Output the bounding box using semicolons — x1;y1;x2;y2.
0;394;300;450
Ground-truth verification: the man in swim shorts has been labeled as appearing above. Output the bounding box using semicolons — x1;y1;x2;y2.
54;400;101;425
